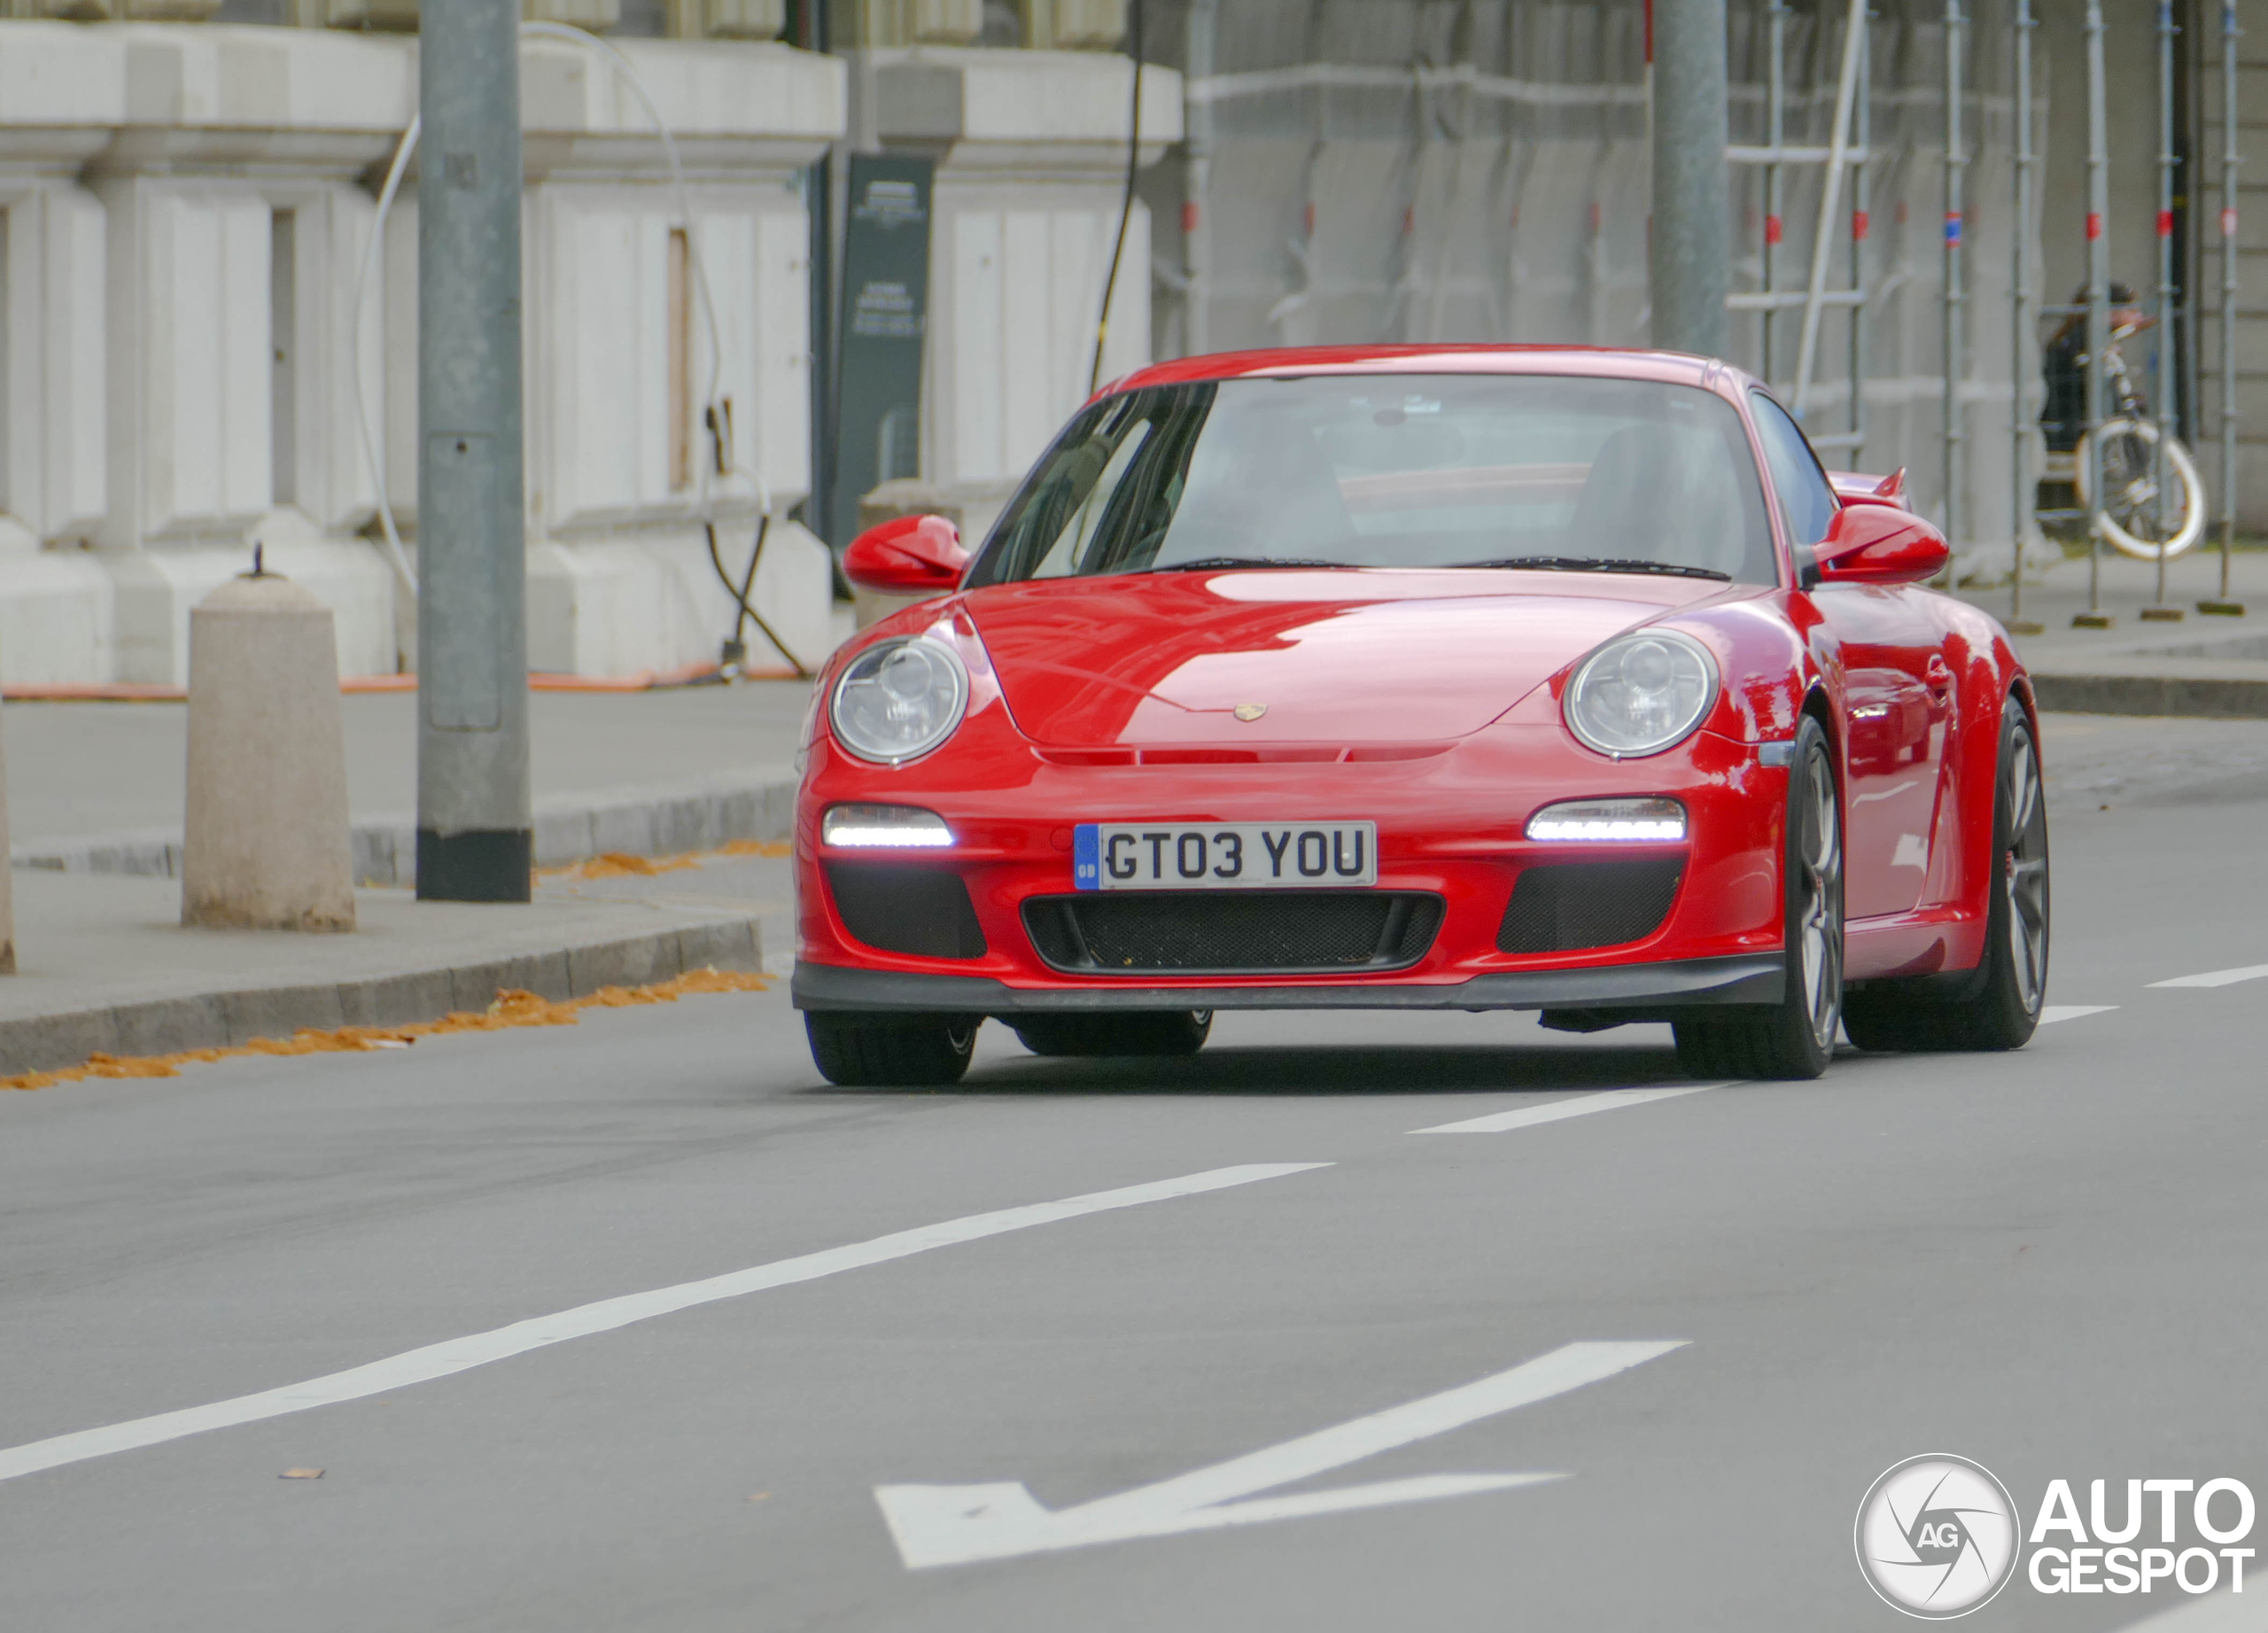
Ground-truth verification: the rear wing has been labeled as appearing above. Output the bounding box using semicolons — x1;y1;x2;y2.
1827;468;1909;509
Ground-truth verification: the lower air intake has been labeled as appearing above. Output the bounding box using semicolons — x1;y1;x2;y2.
1498;858;1685;953
826;862;988;960
1023;891;1443;976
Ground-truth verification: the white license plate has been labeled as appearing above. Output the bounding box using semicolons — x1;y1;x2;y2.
1073;822;1378;890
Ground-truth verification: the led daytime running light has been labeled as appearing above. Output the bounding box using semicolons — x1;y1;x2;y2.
822;804;956;848
1526;797;1688;843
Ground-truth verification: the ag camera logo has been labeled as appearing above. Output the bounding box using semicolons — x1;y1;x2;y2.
1854;1454;2021;1619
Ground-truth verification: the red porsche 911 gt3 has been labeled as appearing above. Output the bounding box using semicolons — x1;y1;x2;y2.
791;346;2048;1085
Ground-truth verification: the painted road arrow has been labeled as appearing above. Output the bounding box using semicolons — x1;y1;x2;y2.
875;1339;1686;1568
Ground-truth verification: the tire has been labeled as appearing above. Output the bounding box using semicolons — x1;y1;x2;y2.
2075;419;2207;561
1673;715;1843;1081
804;1012;979;1086
1014;1010;1213;1057
1843;699;2049;1053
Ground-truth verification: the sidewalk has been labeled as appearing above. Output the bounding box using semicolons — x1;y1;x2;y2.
1958;548;2268;717
7;681;814;880
0;684;806;1075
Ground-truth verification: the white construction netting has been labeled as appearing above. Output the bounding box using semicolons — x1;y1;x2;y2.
1143;0;2050;573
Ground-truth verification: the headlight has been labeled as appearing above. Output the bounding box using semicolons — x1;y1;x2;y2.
1563;630;1719;758
823;804;955;847
828;638;969;765
1526;797;1687;842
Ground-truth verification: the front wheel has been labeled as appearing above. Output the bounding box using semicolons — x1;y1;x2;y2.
805;1013;978;1086
1673;715;1843;1081
2076;419;2207;561
1014;1011;1213;1057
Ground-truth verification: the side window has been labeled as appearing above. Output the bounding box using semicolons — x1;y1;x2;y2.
1748;391;1839;549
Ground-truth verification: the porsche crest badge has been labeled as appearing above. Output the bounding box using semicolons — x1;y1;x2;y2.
1233;703;1268;722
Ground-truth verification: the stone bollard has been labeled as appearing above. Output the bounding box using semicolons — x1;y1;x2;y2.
182;568;355;932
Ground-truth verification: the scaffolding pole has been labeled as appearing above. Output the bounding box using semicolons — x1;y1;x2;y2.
1792;0;1869;419
2205;0;2247;614
1943;0;1966;562
1762;1;1787;382
2011;0;2038;630
2078;0;2113;627
1846;23;1870;460
2147;0;2184;618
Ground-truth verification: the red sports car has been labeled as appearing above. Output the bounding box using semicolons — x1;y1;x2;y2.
792;346;2048;1085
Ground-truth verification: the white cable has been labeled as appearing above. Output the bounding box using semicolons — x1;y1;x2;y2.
347;24;763;603
350;113;422;595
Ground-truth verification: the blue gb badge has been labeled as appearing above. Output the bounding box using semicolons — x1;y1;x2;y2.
1073;824;1100;890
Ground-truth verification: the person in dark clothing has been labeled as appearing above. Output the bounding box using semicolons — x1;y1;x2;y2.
2041;282;2146;452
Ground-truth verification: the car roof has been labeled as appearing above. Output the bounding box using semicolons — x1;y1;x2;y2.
1105;344;1757;399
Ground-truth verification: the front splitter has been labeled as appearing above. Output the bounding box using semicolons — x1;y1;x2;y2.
790;953;1783;1015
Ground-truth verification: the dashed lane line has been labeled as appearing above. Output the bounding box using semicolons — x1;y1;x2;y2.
0;1163;1328;1486
1409;1085;1730;1136
2039;1006;2119;1024
2149;964;2268;990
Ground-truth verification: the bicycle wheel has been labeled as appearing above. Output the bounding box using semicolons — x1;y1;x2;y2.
2074;418;2207;561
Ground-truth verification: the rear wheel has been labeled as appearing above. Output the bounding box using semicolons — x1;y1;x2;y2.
1843;699;2048;1053
1673;715;1843;1081
1014;1010;1213;1058
804;1013;978;1086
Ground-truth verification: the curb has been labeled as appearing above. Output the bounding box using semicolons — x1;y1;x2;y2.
14;779;803;883
2029;673;2268;720
0;916;762;1077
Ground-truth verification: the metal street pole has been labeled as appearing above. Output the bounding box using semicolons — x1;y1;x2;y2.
2010;0;2039;631
1651;0;1732;359
2078;0;2113;628
2205;0;2248;614
416;0;532;900
1943;0;1966;571
2146;0;2183;618
1183;0;1216;358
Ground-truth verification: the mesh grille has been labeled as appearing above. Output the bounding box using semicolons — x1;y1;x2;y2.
1023;891;1443;975
1499;859;1685;954
826;862;988;960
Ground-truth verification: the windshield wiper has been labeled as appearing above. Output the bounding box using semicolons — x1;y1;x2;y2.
1146;556;1345;572
1452;555;1731;581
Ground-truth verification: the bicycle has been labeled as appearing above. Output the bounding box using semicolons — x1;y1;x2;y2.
2065;321;2207;561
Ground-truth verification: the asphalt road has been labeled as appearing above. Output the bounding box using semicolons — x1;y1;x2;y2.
3;715;2265;1632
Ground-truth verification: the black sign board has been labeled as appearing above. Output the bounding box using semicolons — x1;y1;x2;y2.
827;154;935;547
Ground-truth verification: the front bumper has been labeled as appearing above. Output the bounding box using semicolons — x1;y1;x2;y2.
791;952;1783;1015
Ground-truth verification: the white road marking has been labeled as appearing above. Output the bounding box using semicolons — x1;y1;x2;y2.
0;1163;1327;1486
875;1340;1686;1569
2112;1593;2264;1632
2039;1005;2119;1024
1408;1084;1728;1135
2149;963;2268;989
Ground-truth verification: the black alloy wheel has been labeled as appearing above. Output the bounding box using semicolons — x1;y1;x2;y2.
805;1012;980;1086
1674;713;1844;1081
1014;1010;1214;1058
1844;697;2049;1053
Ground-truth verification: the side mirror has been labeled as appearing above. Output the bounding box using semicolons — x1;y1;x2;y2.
843;514;969;597
1813;502;1949;587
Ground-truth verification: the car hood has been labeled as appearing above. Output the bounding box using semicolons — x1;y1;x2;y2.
963;569;1730;748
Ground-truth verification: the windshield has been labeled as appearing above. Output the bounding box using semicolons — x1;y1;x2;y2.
965;373;1779;588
